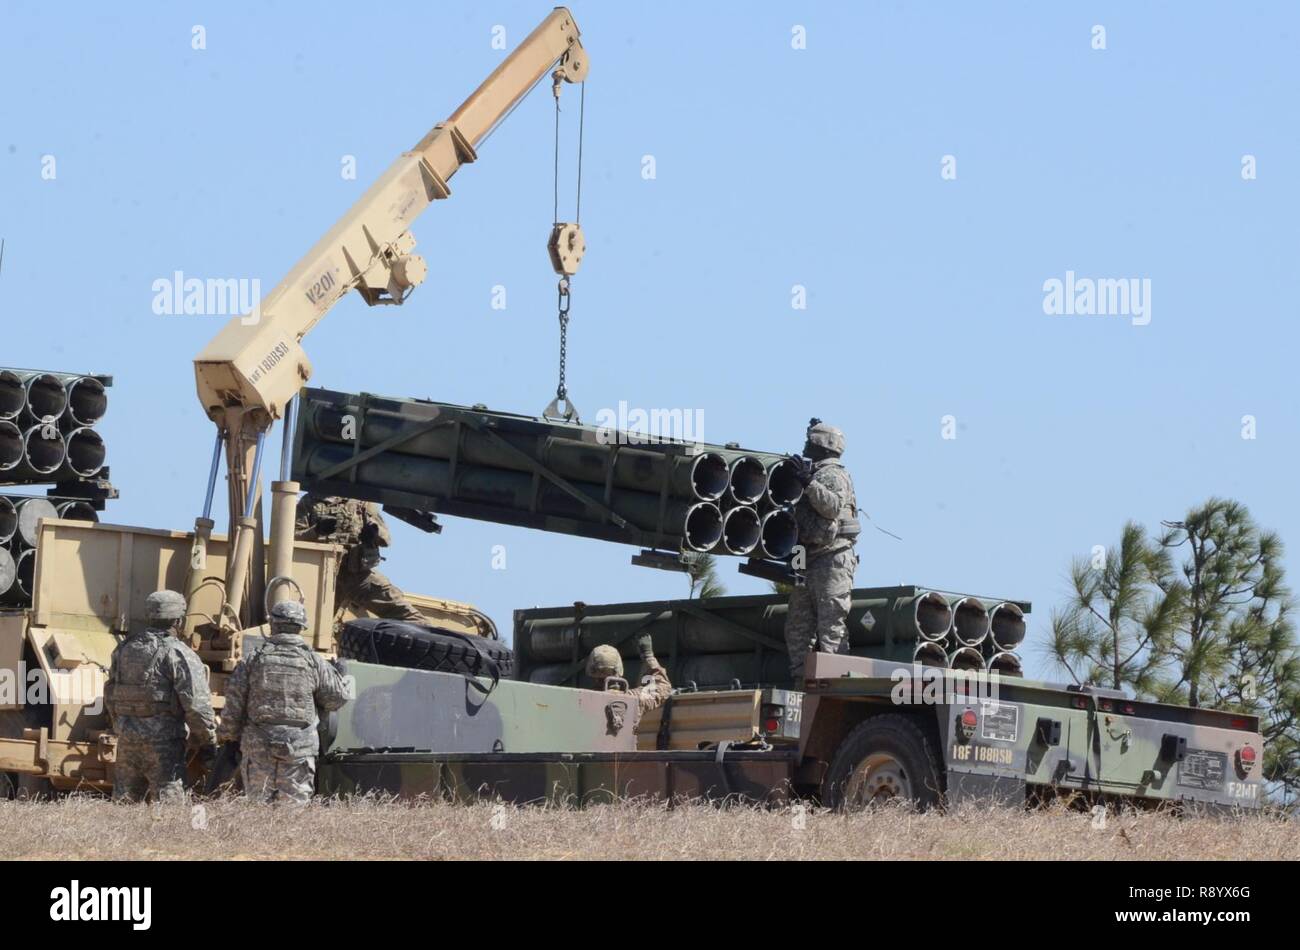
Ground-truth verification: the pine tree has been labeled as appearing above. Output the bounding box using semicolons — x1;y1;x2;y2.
1050;500;1300;802
1048;521;1183;695
683;552;725;600
1158;498;1299;798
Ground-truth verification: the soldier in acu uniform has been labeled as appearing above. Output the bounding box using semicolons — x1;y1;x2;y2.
218;601;353;804
105;590;217;803
784;419;861;681
295;493;424;623
585;634;672;729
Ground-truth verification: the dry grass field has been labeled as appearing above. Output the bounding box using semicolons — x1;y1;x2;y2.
1;795;1295;860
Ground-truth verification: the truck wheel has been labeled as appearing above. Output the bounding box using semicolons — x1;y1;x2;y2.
338;618;515;680
821;714;943;811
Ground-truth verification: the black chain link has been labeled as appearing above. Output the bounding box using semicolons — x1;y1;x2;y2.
556;277;571;400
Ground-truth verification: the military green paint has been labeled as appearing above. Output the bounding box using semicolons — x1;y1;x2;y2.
330;660;639;755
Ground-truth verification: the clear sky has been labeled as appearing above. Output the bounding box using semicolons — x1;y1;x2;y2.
2;2;1296;680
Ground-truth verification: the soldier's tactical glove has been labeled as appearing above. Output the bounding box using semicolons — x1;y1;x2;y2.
359;522;380;545
636;633;655;660
791;455;815;486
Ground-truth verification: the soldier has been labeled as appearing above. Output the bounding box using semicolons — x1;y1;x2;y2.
217;601;354;805
295;492;424;623
105;590;217;803
585;634;672;729
784;419;861;681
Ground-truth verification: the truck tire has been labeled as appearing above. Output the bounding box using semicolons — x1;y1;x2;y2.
338;618;515;681
821;714;943;811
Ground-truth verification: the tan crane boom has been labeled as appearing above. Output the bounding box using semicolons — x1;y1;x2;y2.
191;7;588;633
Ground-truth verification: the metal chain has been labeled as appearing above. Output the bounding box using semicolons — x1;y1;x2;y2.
556;277;571;400
547;79;584;420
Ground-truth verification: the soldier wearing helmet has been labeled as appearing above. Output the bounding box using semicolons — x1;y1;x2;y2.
295;493;424;623
105;589;217;803
784;419;861;681
217;600;354;804
585;634;671;728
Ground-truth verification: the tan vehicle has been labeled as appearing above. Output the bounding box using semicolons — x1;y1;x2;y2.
0;7;587;794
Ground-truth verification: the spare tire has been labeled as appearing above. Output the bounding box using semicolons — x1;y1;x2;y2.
339;618;515;681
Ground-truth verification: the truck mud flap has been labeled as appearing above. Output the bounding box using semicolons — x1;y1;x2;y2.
318;750;797;805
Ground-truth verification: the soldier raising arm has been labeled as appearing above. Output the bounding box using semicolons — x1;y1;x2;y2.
585;634;671;728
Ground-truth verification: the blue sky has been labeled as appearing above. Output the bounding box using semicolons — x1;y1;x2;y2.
2;2;1296;679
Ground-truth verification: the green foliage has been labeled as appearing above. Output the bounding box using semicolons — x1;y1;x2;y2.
1158;498;1298;796
1051;498;1300;802
1048;521;1182;695
683;553;726;600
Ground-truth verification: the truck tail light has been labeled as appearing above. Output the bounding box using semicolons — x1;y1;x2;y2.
957;707;977;741
1237;745;1257;775
761;704;783;735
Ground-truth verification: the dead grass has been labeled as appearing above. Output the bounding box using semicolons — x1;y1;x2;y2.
0;795;1294;860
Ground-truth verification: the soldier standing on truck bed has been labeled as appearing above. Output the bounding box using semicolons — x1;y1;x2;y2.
105;590;218;803
784;419;861;682
585;634;672;730
217;601;354;805
294;493;424;623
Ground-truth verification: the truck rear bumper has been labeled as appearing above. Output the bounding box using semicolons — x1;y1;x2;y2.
0;730;112;790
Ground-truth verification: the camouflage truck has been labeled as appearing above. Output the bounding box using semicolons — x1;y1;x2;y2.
0;517;492;796
314;588;1268;812
0;523;1266;811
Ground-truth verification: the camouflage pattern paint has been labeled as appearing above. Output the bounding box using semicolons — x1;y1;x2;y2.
802;653;1266;811
327;660;642;755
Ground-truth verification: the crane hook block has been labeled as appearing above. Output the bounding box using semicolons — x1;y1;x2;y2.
548;222;585;276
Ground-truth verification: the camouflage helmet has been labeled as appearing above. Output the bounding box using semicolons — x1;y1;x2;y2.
269;600;308;629
586;644;624;680
805;418;845;456
144;589;187;623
